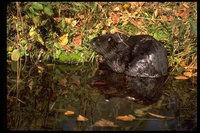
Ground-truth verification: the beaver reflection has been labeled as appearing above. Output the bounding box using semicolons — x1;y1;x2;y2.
89;64;167;106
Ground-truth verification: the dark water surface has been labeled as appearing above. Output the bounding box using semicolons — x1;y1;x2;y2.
7;62;197;131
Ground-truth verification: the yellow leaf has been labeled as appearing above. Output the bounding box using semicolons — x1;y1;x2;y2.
29;27;37;38
102;30;107;35
93;119;118;127
116;115;135;121
71;20;77;27
64;110;75;115
154;8;159;18
77;115;88;121
37;34;44;45
65;18;73;24
58;34;69;46
113;6;120;11
174;76;188;80
123;3;130;9
183;2;189;8
11;49;20;61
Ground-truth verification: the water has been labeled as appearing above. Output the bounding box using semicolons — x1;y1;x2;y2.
7;62;197;131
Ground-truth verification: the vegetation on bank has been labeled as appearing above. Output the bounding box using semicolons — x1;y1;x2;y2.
7;2;197;77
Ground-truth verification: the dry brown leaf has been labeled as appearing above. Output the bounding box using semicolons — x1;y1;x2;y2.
53;17;62;23
77;115;88;121
64;110;75;115
72;34;82;47
183;2;189;8
116;115;136;121
154;8;159;18
93;119;118;127
108;12;120;25
148;112;166;118
77;13;85;19
58;77;67;87
174;76;188;80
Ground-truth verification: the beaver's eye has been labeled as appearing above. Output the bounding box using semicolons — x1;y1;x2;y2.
108;37;112;43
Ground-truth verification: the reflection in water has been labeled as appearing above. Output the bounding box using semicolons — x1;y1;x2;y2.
7;63;197;131
89;64;167;105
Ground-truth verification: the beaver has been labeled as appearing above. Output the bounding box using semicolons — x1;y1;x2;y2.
90;32;168;78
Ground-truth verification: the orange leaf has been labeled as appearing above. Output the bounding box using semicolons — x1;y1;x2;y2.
64;110;75;115
77;115;88;121
93;119;118;127
53;17;61;23
116;115;136;121
148;112;166;118
183;2;189;8
183;71;193;77
184;72;197;77
174;76;188;80
123;3;130;9
72;34;82;47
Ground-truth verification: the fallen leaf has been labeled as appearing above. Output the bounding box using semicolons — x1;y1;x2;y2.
72;34;82;47
183;71;193;77
148;112;166;119
123;3;130;9
58;77;67;87
58;34;69;47
77;13;85;19
154;8;159;18
53;17;61;23
65;18;73;24
64;110;75;115
183;2;189;8
174;76;188;80
93;119;118;127
90;81;107;85
77;115;88;121
116;115;136;121
109;11;120;25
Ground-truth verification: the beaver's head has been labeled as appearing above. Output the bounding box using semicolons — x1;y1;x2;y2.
90;33;129;59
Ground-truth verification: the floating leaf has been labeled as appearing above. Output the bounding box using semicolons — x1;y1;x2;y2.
148;112;166;119
116;115;136;121
93;119;118;127
174;76;188;80
77;115;88;121
11;49;20;61
64;110;75;115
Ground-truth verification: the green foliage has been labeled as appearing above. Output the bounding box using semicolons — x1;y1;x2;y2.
7;2;197;74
